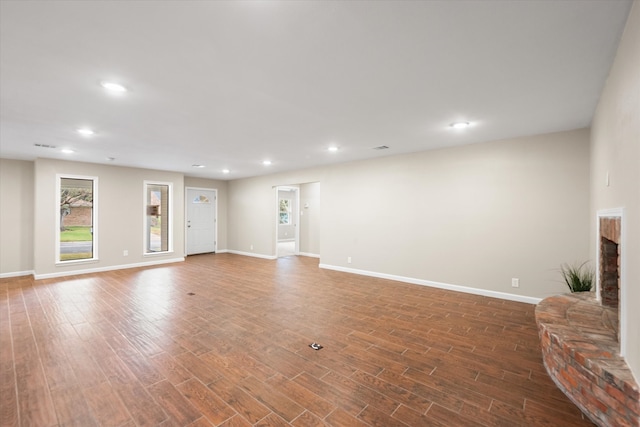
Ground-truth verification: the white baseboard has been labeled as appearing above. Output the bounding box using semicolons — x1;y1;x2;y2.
215;249;229;254
34;257;185;280
0;270;34;279
227;250;319;260
226;250;277;260
319;263;542;305
297;252;320;259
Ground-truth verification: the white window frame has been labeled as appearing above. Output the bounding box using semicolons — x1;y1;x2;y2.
143;180;174;256
55;174;99;265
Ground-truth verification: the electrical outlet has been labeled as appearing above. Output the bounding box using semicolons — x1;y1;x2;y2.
123;250;128;256
347;257;352;264
512;278;519;288
250;244;254;251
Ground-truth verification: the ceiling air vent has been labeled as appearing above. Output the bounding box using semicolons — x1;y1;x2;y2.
34;143;57;149
373;145;389;150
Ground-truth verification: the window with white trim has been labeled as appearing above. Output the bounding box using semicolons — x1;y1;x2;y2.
144;182;172;254
57;175;97;263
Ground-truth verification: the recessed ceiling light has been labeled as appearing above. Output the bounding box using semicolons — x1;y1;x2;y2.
192;164;205;168
106;157;116;161
76;128;95;136
100;81;128;93
328;146;339;152
262;160;272;166
450;121;471;129
222;169;230;174
61;148;74;154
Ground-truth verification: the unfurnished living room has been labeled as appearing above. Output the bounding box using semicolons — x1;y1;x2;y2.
0;1;638;426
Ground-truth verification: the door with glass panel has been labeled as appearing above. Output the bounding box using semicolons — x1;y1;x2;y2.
186;188;216;255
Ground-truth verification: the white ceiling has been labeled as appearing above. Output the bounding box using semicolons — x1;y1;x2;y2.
0;0;632;180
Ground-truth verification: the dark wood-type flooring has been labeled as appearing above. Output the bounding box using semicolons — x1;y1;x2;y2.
0;254;595;426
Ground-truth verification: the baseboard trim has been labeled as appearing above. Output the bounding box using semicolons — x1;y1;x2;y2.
225;250;319;260
215;249;229;254
34;257;185;280
319;264;542;305
0;270;35;279
297;252;320;259
227;250;277;260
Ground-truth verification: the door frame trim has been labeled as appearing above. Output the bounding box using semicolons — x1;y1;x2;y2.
184;187;218;256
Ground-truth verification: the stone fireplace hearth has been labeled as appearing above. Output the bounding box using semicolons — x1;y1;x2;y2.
534;211;638;426
535;295;638;426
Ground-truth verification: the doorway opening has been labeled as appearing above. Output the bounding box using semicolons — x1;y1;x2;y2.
276;186;299;258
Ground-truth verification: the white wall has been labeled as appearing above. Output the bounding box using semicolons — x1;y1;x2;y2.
590;0;639;380
322;129;590;299
0;158;193;277
33;158;185;277
0;159;34;276
228;128;591;300
299;182;320;256
228;173;324;257
184;176;228;251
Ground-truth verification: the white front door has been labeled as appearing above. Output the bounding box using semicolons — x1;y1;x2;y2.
186;188;216;255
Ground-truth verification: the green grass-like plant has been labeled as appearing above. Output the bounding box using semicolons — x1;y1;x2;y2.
560;261;594;293
60;226;92;242
60;253;93;261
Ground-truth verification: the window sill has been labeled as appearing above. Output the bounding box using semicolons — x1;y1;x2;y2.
56;258;99;267
144;251;174;257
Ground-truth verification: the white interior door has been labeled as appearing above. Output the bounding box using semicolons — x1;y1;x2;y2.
186;188;216;255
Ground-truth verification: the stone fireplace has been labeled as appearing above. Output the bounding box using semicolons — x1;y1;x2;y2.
600;236;619;307
534;210;638;426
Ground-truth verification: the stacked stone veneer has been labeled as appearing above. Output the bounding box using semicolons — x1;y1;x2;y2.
536;293;639;427
600;237;619;308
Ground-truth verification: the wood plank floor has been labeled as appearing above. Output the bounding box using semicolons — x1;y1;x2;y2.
0;254;594;426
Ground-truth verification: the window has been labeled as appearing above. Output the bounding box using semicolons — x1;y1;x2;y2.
279;199;291;225
144;182;172;254
192;195;210;204
57;175;97;263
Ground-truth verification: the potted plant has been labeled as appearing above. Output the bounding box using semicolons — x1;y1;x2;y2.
560;261;594;292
